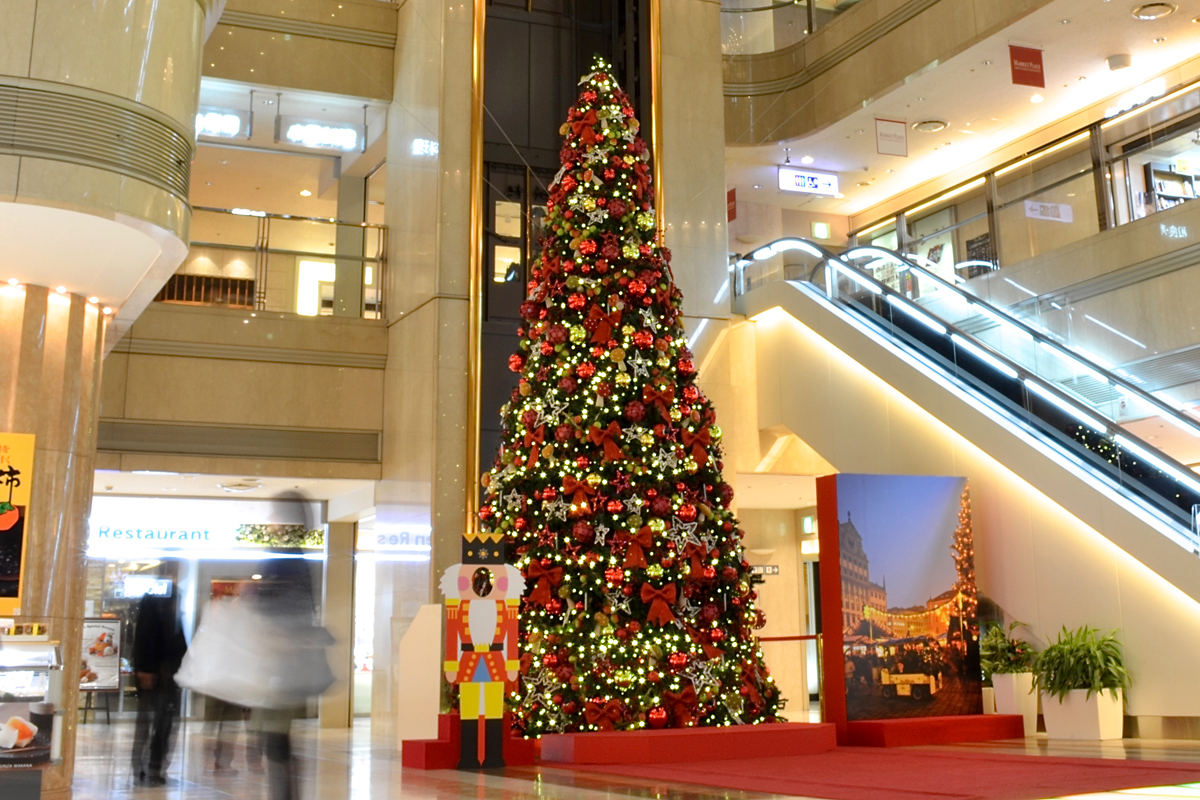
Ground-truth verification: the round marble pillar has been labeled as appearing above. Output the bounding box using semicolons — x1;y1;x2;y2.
0;284;106;798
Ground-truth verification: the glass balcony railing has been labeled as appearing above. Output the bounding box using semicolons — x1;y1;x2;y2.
733;237;1200;550
161;206;387;320
721;0;862;56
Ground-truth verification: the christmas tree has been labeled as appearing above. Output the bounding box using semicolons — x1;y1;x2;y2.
950;483;977;622
478;59;782;735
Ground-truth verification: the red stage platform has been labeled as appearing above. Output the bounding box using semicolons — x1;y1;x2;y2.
844;714;1025;747
540;722;837;765
402;713;536;770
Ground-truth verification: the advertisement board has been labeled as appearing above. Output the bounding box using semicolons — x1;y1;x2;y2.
0;433;35;616
80;619;122;691
817;474;982;735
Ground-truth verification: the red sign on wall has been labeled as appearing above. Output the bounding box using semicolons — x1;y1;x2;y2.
1009;45;1045;88
727;188;737;222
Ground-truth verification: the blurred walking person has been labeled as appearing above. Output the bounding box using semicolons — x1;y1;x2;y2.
130;565;187;787
247;550;329;800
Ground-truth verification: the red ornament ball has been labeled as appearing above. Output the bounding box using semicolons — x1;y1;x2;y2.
577;456;591;469
678;504;697;522
667;652;688;668
606;498;624;513
572;521;594;544
508;354;525;372
624;400;646;422
650;496;672;517
541;341;555;356
648;707;668;728
683;386;699;402
632;330;654;349
568;293;587;309
605;567;625;583
678;359;695;375
576;362;596;379
628;280;647;296
547;324;568;344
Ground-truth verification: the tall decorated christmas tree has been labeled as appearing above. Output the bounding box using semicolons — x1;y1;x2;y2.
477;59;782;735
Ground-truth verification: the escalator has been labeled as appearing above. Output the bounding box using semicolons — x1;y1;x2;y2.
732;238;1200;598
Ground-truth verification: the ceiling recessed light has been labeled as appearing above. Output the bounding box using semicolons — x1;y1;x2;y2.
800;155;814;164
982;60;993;66
855;129;866;134
87;296;98;304
1061;19;1070;24
1030;94;1044;103
300;189;312;196
102;307;112;315
912;119;948;132
55;286;66;294
6;278;17;286
1132;2;1175;19
1153;36;1167;43
1077;76;1087;81
753;184;762;189
885;169;895;173
834;193;845;199
856;181;871;187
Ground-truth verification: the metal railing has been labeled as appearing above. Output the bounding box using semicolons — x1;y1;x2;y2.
169;206;388;320
733;237;1200;551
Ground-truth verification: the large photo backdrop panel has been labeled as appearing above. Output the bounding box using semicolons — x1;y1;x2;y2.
817;474;980;733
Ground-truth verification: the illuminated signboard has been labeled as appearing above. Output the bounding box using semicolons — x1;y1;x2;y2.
195;108;245;139
778;167;840;196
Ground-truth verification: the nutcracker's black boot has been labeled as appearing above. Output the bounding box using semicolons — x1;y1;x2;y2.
457;719;479;770
481;718;506;769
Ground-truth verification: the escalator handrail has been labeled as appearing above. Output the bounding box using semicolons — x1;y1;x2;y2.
734;237;1200;444
840;243;1200;444
730;237;1200;515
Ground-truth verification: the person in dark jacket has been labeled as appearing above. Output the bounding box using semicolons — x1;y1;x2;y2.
130;569;188;786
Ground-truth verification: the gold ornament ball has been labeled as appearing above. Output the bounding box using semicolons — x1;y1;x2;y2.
648;518;666;533
615;373;631;387
627;514;644;529
569;326;587;344
621;324;636;336
519;383;532;396
669;407;682;421
622;242;640;259
709;424;722;441
586;472;603;488
646;564;664;578
640;432;655;447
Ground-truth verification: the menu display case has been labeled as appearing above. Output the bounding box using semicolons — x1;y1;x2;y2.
0;638;63;768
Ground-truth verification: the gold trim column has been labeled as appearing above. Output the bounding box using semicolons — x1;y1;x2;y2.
465;0;488;539
649;0;665;246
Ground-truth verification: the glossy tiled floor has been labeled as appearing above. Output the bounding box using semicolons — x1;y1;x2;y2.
68;718;1200;800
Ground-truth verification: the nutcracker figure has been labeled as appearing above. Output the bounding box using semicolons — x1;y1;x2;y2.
440;537;524;769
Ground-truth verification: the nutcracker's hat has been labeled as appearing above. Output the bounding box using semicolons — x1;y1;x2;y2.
462;536;506;565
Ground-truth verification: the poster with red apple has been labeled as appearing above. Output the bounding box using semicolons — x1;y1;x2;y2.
0;432;35;616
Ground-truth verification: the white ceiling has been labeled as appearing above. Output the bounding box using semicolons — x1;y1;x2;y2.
0;202;178;307
726;0;1200;220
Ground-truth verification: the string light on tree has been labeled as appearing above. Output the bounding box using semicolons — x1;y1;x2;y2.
478;58;782;735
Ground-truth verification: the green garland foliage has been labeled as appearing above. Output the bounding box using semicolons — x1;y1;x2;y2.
235;524;324;549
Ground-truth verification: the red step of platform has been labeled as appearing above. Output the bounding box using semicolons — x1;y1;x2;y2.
402;713;535;769
844;714;1025;747
541;722;837;765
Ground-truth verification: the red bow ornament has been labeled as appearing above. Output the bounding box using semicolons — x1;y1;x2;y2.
680;427;712;467
562;475;598;511
586;304;622;344
583;698;624;730
526;561;563;606
523;424;546;466
682;541;708;577
570;110;599;146
623;526;654;569
640;582;678;627
587;421;625;462
642;385;675;418
662;685;698;727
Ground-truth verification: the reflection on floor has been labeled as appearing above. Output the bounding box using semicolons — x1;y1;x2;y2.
69;719;1200;800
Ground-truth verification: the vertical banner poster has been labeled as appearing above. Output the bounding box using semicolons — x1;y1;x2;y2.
727;188;737;222
817;474;981;739
80;619;122;691
0;433;35;615
1009;45;1045;88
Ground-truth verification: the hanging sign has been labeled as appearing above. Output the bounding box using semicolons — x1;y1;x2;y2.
778;167;840;196
0;433;34;616
1009;45;1045;88
875;119;908;157
727;188;737;222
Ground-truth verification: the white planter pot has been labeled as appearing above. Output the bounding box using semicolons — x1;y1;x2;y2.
992;672;1037;736
1042;688;1123;740
982;686;995;715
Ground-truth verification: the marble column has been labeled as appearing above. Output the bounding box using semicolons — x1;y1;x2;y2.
0;284;106;798
374;0;478;740
320;521;355;727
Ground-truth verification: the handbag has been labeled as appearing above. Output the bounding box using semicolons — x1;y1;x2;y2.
176;598;336;709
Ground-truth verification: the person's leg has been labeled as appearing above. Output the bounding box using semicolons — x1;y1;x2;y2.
263;731;294;800
130;689;153;781
146;685;179;781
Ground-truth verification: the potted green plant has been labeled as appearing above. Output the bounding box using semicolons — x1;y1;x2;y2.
1033;625;1129;740
980;622;1038;735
